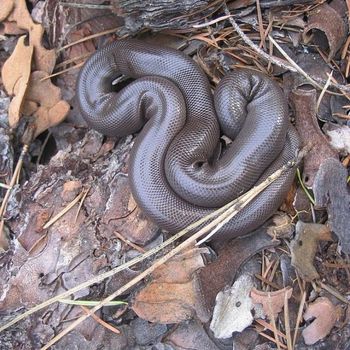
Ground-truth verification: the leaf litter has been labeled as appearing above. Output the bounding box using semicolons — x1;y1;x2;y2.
0;0;350;349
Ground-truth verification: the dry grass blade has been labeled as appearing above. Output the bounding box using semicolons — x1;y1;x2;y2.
316;72;333;111
43;189;85;229
0;183;11;190
40;62;85;81
268;296;282;350
60;2;113;10
256;319;287;339
268;36;324;91
284;290;293;350
74;187;90;222
40;160;296;349
58;27;121;52
192;14;232;28
266;259;280;291
292;289;307;348
55;52;92;69
114;231;146;253
0;144;29;248
258;331;288;349
35;131;52;166
319;281;350;304
222;4;296;72
255;273;281;290
256;0;265;49
80;305;121;334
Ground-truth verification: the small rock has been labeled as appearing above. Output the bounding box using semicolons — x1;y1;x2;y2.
61;180;82;202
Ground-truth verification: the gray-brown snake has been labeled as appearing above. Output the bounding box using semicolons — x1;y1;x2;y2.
76;39;300;241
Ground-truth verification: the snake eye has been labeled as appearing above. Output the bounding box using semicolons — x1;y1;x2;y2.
193;161;205;169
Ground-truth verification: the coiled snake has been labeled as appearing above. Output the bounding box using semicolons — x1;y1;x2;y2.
77;39;300;241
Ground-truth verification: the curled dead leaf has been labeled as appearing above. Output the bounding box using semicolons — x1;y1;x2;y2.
290;221;333;281
250;286;293;320
302;297;339;345
34;100;70;137
1;35;33;128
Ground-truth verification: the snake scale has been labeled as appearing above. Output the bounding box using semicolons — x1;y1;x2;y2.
77;39;300;241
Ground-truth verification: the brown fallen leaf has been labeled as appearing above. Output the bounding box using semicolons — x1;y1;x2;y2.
1;35;33;128
25;71;64;106
33;100;69;137
2;0;56;73
302;297;340;345
250;286;293;320
290;221;333;281
0;20;26;35
132;247;210;324
21;70;70;136
198;228;279;312
0;0;14;22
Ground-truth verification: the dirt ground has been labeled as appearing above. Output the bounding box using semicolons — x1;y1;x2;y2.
0;0;350;349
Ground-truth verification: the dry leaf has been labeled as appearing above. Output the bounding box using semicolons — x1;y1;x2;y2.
210;275;257;338
302;297;339;345
132;247;210;324
2;0;56;73
0;0;14;22
290;221;333;281
199;229;279;312
21;71;69;136
250;286;293;320
33;100;70;137
1;35;33;128
0;20;26;35
25;71;63;106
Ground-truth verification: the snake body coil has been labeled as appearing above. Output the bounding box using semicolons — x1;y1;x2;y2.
77;39;300;240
